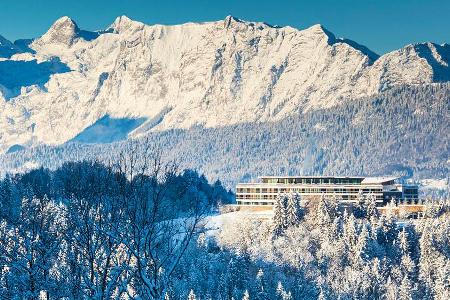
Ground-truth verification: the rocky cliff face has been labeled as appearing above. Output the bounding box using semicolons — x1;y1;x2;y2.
0;16;449;153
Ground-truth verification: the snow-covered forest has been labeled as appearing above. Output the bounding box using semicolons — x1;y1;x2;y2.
0;146;449;299
1;84;449;197
216;194;450;300
0;145;233;299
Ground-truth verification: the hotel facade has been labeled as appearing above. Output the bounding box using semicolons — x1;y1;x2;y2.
236;176;419;206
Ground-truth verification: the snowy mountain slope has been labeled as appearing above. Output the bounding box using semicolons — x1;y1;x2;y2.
2;84;449;192
0;16;449;153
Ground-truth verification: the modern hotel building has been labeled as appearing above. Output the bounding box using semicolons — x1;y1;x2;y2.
236;176;418;206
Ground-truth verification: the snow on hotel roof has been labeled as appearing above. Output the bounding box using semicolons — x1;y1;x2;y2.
361;177;399;184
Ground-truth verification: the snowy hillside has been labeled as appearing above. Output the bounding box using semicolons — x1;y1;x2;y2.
1;16;450;153
2;84;449;195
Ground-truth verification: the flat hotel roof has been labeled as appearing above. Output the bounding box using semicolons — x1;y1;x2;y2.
260;176;365;179
258;176;399;184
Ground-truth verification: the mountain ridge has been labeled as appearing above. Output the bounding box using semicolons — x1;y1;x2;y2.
0;16;449;153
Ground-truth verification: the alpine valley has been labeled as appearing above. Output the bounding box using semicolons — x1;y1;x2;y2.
0;16;449;192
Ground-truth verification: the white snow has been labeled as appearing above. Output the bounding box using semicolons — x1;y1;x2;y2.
205;210;273;235
420;178;449;191
0;16;449;153
361;177;398;184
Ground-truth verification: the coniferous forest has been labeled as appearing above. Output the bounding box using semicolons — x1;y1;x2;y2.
1;84;449;196
0;145;449;299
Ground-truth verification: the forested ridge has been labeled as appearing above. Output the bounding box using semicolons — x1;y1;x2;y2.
2;84;449;194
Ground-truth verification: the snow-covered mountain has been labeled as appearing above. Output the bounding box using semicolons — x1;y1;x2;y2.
1;16;449;153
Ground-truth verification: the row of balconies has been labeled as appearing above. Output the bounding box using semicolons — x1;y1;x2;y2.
236;193;384;200
236;188;383;194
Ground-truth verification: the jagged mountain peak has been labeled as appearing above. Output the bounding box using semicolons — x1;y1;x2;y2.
48;16;80;39
33;16;103;47
34;16;80;46
223;15;244;28
109;15;145;33
52;16;78;28
302;24;336;42
306;23;328;33
224;15;240;23
389;42;450;70
0;16;449;153
299;24;380;62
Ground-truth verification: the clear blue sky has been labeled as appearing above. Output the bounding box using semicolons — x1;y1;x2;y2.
0;0;448;54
